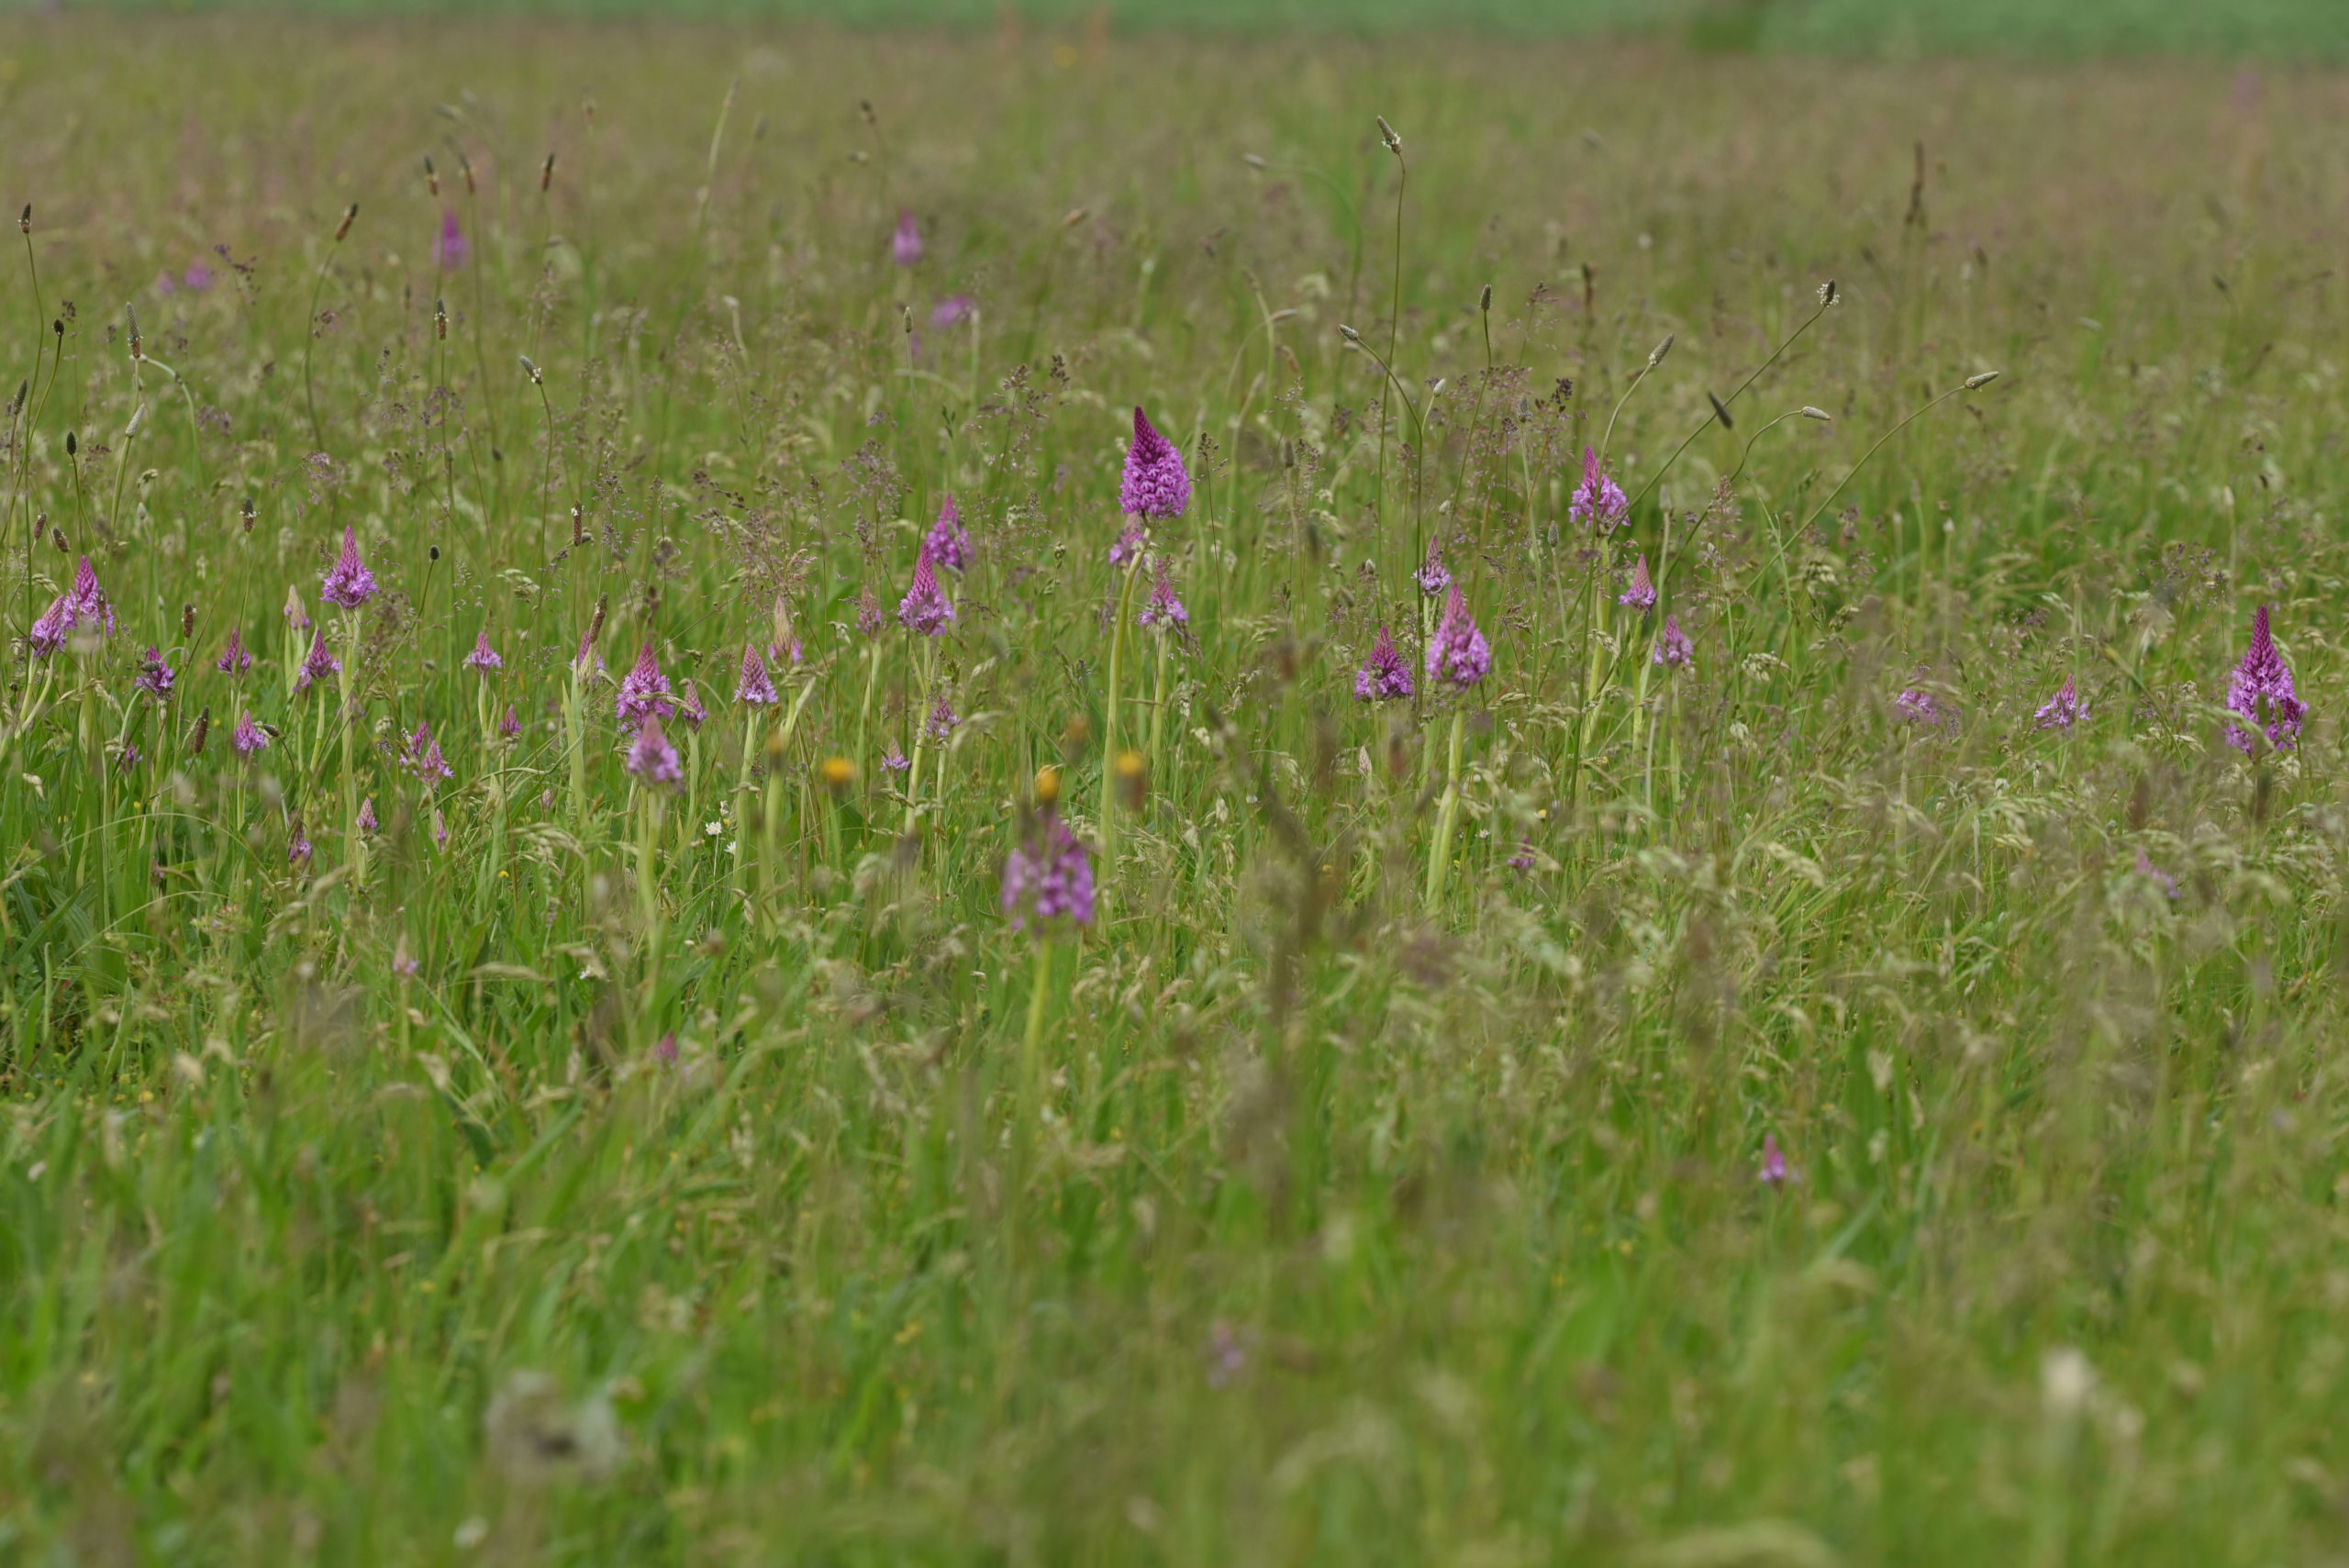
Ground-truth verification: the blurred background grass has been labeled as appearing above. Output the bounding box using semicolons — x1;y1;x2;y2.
34;0;2349;60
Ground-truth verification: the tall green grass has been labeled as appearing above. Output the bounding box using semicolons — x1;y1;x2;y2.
3;17;2348;1564
49;0;2349;60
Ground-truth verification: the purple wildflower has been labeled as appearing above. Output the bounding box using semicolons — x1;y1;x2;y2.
1620;552;1656;613
923;695;960;745
1653;614;1695;671
358;796;379;835
295;627;340;693
1001;810;1097;932
153;270;177;297
1206;1321;1247;1390
1119;406;1191;520
625;715;683;786
898;553;955;636
136;646;176;701
2224;604;2304;755
1137;562;1188;630
856;587;887;639
183;263;213;292
1354;625;1415;703
1894;688;1946;728
1414;540;1452;598
1507;837;1537;874
284;585;311;631
217;627;254;675
117;742;141;773
891;208;924;268
882;743;911;773
1759;1134;1789;1187
67;557;115;636
616;641;674;729
432;208;469;270
499;705;520;740
288;819;312;867
404;722;453;787
2134;846;2180;901
2034;673;2087;731
231;711;268;757
735;644;778;706
1109;524;1146;569
924;494;971;573
393;936;419;977
930;295;974;328
319;526;378;609
464;629;503;673
676;679;707;731
432;809;448;852
28;595;69;658
1425;584;1492;692
654;1031;680;1067
1570;446;1630;533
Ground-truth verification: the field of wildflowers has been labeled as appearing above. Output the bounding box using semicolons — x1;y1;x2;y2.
6;16;2349;1564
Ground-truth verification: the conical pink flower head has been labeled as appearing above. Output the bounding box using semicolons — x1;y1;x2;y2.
1619;552;1655;613
433;208;469;270
217;627;254;675
924;494;970;573
1119;406;1191;520
616;640;674;729
1653;614;1694;670
320;526;378;608
735;642;778;706
1002;811;1096;932
626;714;683;786
898;552;955;637
295;627;340;692
1425;584;1491;692
68;556;115;634
2225;604;2304;754
1354;625;1413;703
892;208;924;268
2034;673;2087;732
1570;447;1629;533
1414;540;1452;598
1136;561;1188;630
464;629;503;672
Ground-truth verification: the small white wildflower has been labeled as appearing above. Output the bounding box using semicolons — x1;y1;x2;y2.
705;820;722;837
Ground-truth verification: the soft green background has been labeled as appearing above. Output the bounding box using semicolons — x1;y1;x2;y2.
28;0;2349;58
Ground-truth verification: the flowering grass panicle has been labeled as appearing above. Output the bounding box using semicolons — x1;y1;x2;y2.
617;642;674;729
1620;552;1656;613
319;526;378;609
464;630;503;673
1570;446;1629;532
2034;673;2087;731
626;715;683;786
898;552;955;636
1119;406;1191;520
1425;584;1492;692
735;644;778;706
1354;625;1414;703
1654;615;1695;669
924;495;971;573
1001;810;1096;932
2225;604;2304;754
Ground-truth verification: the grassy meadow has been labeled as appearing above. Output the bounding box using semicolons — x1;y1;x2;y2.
6;14;2349;1564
